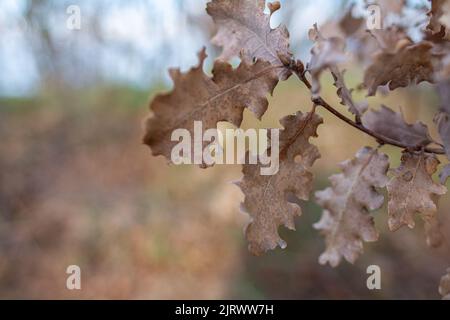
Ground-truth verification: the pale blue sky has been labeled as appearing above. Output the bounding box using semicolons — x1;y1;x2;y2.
0;0;429;97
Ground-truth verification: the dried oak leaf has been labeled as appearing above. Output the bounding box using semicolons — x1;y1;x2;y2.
236;112;322;255
363;41;435;96
386;152;447;232
314;147;389;267
439;268;450;300
332;70;368;118
143;48;279;166
308;25;367;117
362;105;433;147
206;0;292;79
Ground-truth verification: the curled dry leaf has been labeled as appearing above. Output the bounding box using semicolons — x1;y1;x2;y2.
362;105;433;147
143;48;279;166
314;147;389;267
439;268;450;299
206;0;292;79
236;112;322;255
308;24;367;117
364;40;436;96
387;152;447;233
331;70;368;118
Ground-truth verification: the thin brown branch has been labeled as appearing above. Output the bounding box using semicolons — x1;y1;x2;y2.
314;97;445;155
291;68;446;155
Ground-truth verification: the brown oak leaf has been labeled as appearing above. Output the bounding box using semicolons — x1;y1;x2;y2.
314;147;389;267
206;0;292;79
386;152;447;232
143;48;279;166
439;268;450;299
362;105;433;147
364;41;435;96
236;111;322;255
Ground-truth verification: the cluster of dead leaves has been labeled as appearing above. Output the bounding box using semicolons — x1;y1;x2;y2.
143;0;450;297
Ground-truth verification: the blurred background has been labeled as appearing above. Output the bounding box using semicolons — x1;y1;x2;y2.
1;0;449;299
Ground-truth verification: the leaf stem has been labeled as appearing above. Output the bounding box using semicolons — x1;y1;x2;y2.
292;69;446;155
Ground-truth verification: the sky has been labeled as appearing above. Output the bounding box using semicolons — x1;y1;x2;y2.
0;0;429;97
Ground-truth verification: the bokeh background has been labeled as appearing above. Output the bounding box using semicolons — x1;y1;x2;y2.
1;0;449;299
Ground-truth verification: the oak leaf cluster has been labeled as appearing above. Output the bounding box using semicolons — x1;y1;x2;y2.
143;0;450;298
